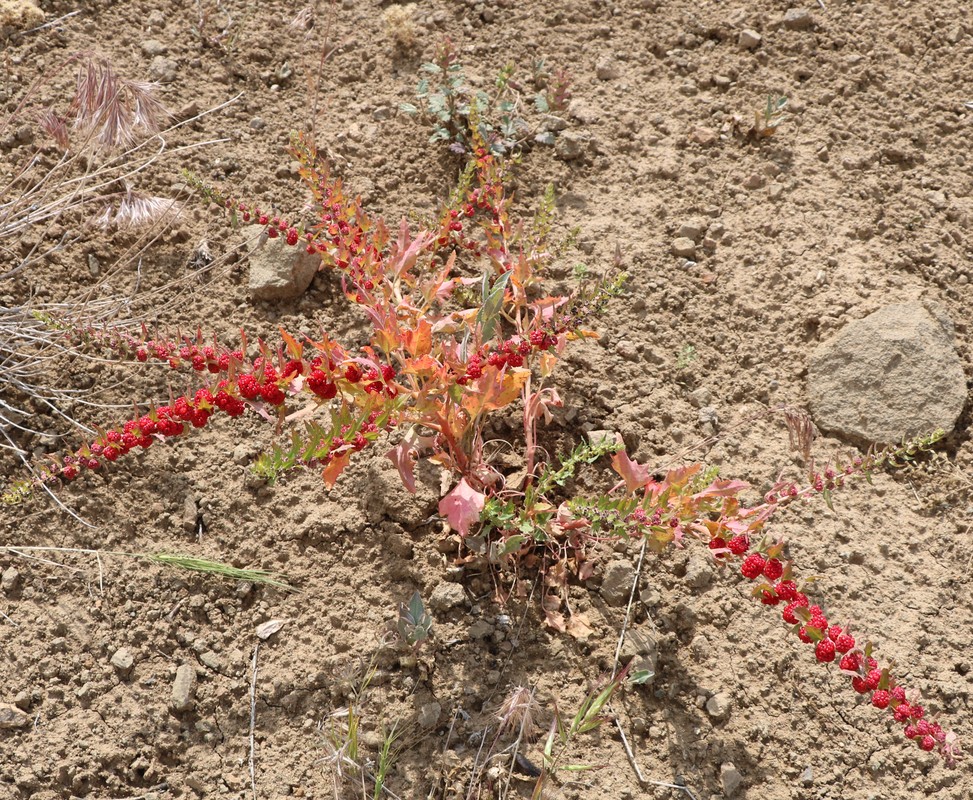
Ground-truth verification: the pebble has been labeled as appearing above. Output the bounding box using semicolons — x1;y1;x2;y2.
171;663;198;711
688;387;713;408
0;704;30;729
601;559;636;606
199;651;221;671
554;131;589;161
468;620;493;639
595;56;621;80
429;582;466;613
720;762;744;796
110;647;135;676
782;8;813;31
670;237;696;258
418;701;442;728
585;429;622;448
1;566;20;593
738;29;762;49
141;39;167;56
683;556;713;589
677;221;704;242
705;692;732;721
149;56;178;83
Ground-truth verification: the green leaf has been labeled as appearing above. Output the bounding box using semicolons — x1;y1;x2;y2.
534;94;550;113
475;271;511;343
399;102;419;115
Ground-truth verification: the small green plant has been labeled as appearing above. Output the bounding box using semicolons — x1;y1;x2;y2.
396;590;433;649
400;38;571;155
740;93;788;140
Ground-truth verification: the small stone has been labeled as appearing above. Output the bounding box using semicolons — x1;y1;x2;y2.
87;253;101;277
677;222;704;242
182;495;198;534
601;559;636;606
0;704;30;729
706;692;733;721
555;131;590;161
782;8;813;31
683;556;713;589
429;582;466;613
689;126;719;146
249;116;266;130
418;700;442;728
688;387;713;408
743;174;765;190
199;651;221;671
928;190;948;210
595;57;621;81
1;566;20;593
800;766;814;786
110;647;135;676
468;620;493;639
586;429;622;448
141;39;167;56
149;56;178;83
720;762;744;796
738;29;762;49
671;237;696;258
245;224;321;301
171;663;198;711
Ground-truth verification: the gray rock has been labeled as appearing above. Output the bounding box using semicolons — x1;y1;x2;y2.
1;566;20;593
706;691;732;721
601;559;636;606
595;57;621;81
807;302;966;444
171;663;198;711
149;56;178;83
141;39;167;56
683;556;713;589
245;224;321;301
720;762;744;796
429;582;466;613
199;651;221;671
555;131;590;161
110;647;135;676
738;29;762;49
782;8;813;30
586;429;622;448
800;765;814;786
0;704;30;729
182;495;198;534
677;221;704;242
418;700;442;728
671;237;696;258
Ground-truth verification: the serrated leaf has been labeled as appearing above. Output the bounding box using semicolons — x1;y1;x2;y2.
534;131;555;146
399;102;419;114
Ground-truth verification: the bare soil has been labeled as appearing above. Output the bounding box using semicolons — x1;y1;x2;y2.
2;2;972;799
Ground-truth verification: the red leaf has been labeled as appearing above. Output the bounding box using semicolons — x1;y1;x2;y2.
610;450;654;493
438;478;486;537
693;478;749;500
385;430;433;493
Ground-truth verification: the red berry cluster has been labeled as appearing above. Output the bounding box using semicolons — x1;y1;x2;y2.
455;331;558;386
724;533;954;759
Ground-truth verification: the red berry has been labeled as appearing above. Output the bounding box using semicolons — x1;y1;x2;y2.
839;653;860;671
904;725;920;739
344;364;362;383
893;704;912;723
865;670;882;691
774;580;797;601
872;690;891;709
782;601;803;625
919;735;936;752
741;553;766;579
815;639;836;662
285;227;299;246
827;625;844;642
835;634;855;653
759;590;780;606
852;677;869;694
763;558;783;581
727;535;750;555
890;686;906;702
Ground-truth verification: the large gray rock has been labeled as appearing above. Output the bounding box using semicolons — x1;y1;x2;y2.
245;225;321;301
808;302;966;445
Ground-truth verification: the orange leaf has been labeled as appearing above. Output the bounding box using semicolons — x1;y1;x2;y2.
402;318;432;358
461;366;529;418
321;451;351;488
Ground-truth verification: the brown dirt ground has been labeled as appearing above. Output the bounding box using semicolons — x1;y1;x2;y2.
2;1;973;799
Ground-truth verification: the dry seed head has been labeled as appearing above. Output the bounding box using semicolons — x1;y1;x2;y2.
93;185;178;229
496;685;537;740
70;57;170;153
